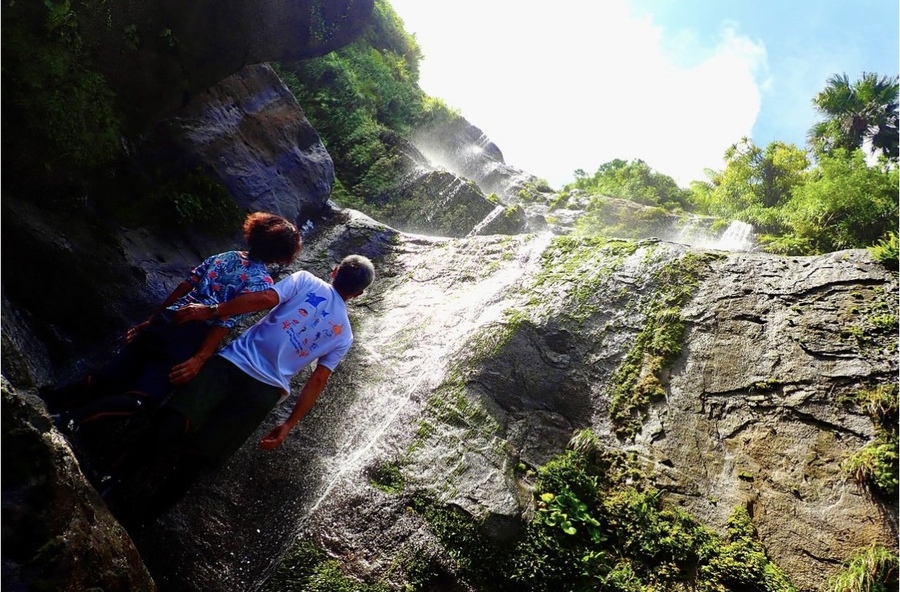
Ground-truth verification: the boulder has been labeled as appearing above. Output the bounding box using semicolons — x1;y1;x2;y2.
142;63;335;223
413;115;548;203
2;378;156;591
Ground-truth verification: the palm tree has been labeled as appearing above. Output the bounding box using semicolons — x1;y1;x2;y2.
808;72;899;161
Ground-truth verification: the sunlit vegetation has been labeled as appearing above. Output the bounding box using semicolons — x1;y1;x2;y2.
841;383;899;499
276;0;441;212
559;73;898;257
828;544;898;592
271;430;795;591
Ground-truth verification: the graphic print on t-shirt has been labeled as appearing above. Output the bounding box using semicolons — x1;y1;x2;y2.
281;290;345;359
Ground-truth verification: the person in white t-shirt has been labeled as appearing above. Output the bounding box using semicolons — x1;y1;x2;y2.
106;255;375;530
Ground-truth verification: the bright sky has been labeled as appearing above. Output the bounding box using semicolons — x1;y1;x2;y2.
387;0;899;188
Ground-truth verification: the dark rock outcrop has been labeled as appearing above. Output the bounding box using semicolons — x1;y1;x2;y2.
413;115;550;203
2;379;156;591
75;0;375;124
142;63;335;223
382;170;502;238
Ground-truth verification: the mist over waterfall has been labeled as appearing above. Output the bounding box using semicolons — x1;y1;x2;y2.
675;218;756;252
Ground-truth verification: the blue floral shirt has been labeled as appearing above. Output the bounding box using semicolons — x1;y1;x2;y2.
166;250;274;329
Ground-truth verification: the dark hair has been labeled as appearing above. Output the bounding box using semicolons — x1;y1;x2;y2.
333;255;375;296
243;212;301;264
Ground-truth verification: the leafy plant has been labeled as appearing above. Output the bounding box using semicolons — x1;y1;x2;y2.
842;383;899;499
828;544;898;592
869;232;899;270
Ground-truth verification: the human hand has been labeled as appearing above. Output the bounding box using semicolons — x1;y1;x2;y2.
125;321;150;343
259;423;292;450
171;303;213;325
169;356;204;386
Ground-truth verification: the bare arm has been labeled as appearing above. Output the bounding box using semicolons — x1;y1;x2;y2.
167;325;229;386
170;288;280;325
158;280;194;311
258;365;332;450
126;280;194;342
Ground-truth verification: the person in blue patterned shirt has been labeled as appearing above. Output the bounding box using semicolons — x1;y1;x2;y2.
44;212;302;434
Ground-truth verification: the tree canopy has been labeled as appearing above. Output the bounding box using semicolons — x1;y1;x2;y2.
809;72;899;161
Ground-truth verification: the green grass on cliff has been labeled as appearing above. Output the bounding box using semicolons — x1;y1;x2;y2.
608;251;722;441
267;429;796;592
842;382;899;499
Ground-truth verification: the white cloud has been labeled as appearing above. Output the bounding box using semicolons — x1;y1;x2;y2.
390;0;768;187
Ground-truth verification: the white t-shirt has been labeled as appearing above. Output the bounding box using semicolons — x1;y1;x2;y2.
218;270;353;397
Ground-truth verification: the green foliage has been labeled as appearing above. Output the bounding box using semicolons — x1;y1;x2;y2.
264;541;391;592
781;150;898;252
842;383;899;499
869;232;899;270
567;159;693;210
368;460;405;494
277;0;427;208
697;507;796;591
692;139;809;231
609;252;717;440
828;544;899;592
809;72;899;162
408;434;795;591
529;235;639;321
3;0;123;191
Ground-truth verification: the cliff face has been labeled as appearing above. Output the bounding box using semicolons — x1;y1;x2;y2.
142;63;336;223
8;211;889;591
1;2;897;589
63;0;375;123
2;379;155;591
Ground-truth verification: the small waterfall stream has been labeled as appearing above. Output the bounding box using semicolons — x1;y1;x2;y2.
305;231;553;513
714;220;754;251
142;229;555;591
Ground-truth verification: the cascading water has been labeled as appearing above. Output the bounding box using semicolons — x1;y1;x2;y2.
138;228;555;592
305;231;554;514
714;220;754;252
675;218;755;252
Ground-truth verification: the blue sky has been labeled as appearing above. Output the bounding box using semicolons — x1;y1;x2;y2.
388;0;899;188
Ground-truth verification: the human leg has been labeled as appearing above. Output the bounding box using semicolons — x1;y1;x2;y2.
131;361;281;526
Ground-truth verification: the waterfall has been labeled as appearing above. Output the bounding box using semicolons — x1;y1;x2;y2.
674;218;755;252
714;220;754;252
304;232;554;515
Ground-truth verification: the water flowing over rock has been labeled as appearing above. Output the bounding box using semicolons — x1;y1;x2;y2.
413;115;551;204
141;64;334;223
382;168;526;238
12;212;884;591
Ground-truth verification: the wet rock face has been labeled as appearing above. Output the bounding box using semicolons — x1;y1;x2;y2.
385;170;499;238
261;235;896;591
654;251;899;590
2;204;896;592
412;115;545;202
2;379;156;591
143;64;334;223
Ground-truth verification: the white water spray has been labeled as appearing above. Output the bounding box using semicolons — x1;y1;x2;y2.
307;232;554;514
714;221;754;252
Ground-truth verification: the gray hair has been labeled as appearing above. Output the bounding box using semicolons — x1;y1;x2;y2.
333;255;375;296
